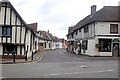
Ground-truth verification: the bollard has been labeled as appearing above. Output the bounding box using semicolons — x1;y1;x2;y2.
13;52;15;62
31;51;33;60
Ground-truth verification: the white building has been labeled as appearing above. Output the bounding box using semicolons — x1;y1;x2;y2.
67;5;120;56
0;1;38;58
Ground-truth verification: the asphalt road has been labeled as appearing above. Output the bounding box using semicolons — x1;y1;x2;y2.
1;49;119;78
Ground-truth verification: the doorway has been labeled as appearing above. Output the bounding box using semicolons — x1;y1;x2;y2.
112;43;119;56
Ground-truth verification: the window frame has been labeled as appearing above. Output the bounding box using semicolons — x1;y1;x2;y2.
110;24;118;34
84;26;89;33
99;39;112;52
2;26;12;37
82;40;88;50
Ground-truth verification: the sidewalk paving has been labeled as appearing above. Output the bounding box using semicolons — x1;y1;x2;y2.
0;51;44;64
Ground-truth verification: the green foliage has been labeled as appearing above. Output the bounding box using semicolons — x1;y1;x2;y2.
95;43;100;48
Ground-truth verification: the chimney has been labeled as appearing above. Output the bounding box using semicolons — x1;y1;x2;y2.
47;30;49;33
91;5;96;15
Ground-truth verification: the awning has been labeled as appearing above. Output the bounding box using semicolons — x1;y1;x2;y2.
112;38;120;42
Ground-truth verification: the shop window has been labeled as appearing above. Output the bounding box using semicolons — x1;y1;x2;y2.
82;40;88;50
99;39;111;52
110;24;118;34
3;45;17;55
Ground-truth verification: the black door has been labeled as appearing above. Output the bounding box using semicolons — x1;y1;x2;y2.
113;43;119;56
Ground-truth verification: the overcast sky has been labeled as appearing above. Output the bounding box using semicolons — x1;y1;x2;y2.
9;0;119;39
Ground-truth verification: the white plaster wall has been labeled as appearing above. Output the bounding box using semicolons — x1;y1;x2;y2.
12;27;15;43
22;46;24;55
0;37;1;43
0;7;5;25
11;11;16;25
21;27;25;44
95;22;118;35
0;45;3;55
16;27;20;43
6;8;10;25
17;17;21;25
17;46;20;55
87;39;96;56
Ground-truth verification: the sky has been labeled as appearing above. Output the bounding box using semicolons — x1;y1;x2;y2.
9;0;120;39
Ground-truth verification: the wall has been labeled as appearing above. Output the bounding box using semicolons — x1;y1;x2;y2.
95;22;119;35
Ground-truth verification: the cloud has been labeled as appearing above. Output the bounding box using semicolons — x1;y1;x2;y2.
9;0;120;39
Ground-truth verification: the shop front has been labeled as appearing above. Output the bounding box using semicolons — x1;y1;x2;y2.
98;38;120;56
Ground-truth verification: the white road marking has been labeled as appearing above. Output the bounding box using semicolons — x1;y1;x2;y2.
47;69;114;76
1;76;6;79
74;58;85;61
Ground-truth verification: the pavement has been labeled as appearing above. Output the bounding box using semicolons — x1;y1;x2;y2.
0;51;45;64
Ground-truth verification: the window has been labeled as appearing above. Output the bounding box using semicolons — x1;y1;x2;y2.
7;27;11;36
99;39;111;52
45;42;46;48
40;43;43;46
76;31;78;35
110;24;118;34
3;45;17;55
2;26;11;37
3;27;7;36
84;26;89;33
79;29;81;32
49;43;51;48
82;40;88;50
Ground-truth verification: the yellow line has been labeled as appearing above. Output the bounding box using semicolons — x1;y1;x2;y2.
38;52;45;62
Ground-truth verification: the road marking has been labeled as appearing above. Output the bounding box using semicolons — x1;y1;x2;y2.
74;58;85;61
1;76;6;79
37;52;45;62
50;74;60;76
47;69;114;76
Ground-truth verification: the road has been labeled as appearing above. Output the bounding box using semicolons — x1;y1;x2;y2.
1;49;119;78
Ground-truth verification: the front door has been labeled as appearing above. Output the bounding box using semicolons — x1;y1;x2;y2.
113;43;119;56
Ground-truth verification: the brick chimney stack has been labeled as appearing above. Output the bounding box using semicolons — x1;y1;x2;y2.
91;5;96;15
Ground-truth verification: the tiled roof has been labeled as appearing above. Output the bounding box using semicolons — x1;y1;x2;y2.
48;33;56;41
27;23;37;32
67;6;120;35
37;31;51;41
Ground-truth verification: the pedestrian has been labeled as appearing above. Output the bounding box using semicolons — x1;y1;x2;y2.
76;47;80;55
